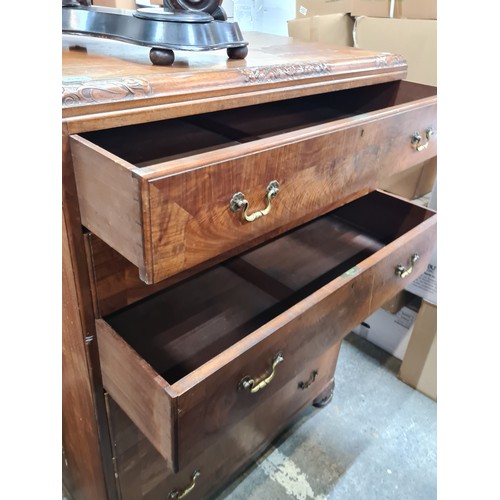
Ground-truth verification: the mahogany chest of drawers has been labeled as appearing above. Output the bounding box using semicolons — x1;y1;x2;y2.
62;31;437;500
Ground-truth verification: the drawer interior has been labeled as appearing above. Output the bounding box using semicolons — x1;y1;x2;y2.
81;80;436;167
105;191;434;385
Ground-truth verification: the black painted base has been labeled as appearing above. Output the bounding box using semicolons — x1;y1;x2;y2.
63;6;249;66
149;46;248;66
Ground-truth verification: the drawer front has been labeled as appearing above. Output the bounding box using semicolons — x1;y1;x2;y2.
173;202;436;469
107;344;341;500
146;99;436;283
173;276;368;468
95;191;437;472
72;82;436;284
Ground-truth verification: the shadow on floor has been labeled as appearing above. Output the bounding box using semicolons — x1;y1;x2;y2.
213;332;436;500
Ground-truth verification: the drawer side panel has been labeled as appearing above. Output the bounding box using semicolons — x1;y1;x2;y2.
95;319;176;470
70;135;144;270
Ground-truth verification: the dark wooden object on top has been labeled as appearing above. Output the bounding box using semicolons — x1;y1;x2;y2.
62;32;437;499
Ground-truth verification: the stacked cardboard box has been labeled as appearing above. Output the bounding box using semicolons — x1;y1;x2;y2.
294;0;436;19
352;298;420;361
295;0;353;17
353;15;436;85
399;300;437;400
288;13;354;46
353;6;437;200
289;1;437;201
349;1;437;397
351;0;436;19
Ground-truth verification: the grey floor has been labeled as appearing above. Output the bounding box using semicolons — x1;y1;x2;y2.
213;332;437;500
63;332;436;500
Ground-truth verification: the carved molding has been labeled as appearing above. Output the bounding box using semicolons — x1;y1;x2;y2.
62;78;154;107
239;62;331;83
238;54;406;84
374;53;407;68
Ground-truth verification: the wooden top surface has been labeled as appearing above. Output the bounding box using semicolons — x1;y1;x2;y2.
62;31;407;128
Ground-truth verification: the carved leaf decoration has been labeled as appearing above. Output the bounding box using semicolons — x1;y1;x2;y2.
238;54;406;84
239;63;331;83
62;78;154;106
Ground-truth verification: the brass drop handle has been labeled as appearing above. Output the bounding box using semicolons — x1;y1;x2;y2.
396;254;420;278
230;180;280;222
239;352;284;393
298;370;318;390
169;470;200;499
411;127;434;151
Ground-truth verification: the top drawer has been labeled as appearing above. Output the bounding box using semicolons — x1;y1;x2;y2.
70;80;436;284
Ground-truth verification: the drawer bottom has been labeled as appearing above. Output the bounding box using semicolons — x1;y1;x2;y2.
106;342;342;500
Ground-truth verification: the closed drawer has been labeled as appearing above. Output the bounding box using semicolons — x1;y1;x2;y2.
107;343;341;500
71;80;436;284
95;190;436;472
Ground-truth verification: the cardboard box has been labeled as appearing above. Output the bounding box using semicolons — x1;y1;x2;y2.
380;158;437;200
356;16;437;215
288;13;354;46
399;300;436;400
354;16;437;85
93;0;136;8
403;177;437;305
405;246;437;305
352;303;419;360
296;0;353;18
351;0;436;19
287;17;313;41
311;13;354;46
351;0;394;18
401;0;436;20
381;290;412;314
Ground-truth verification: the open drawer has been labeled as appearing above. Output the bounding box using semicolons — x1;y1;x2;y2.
71;80;437;284
106;341;342;500
95;191;437;472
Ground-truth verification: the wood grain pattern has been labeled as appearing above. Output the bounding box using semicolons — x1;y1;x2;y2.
85;232;170;318
70;135;144;271
95;319;177;469
105;266;279;381
332;192;437;313
72;81;436;284
62;32;407;131
62;122;117;500
173;195;436;468
145;90;435;283
95;191;436;469
136;81;435;179
62;33;437;500
106;342;341;500
84;186;370;317
173;269;373;468
63;214;109;500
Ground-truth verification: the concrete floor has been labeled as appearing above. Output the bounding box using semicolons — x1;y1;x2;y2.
63;332;436;500
214;332;437;500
